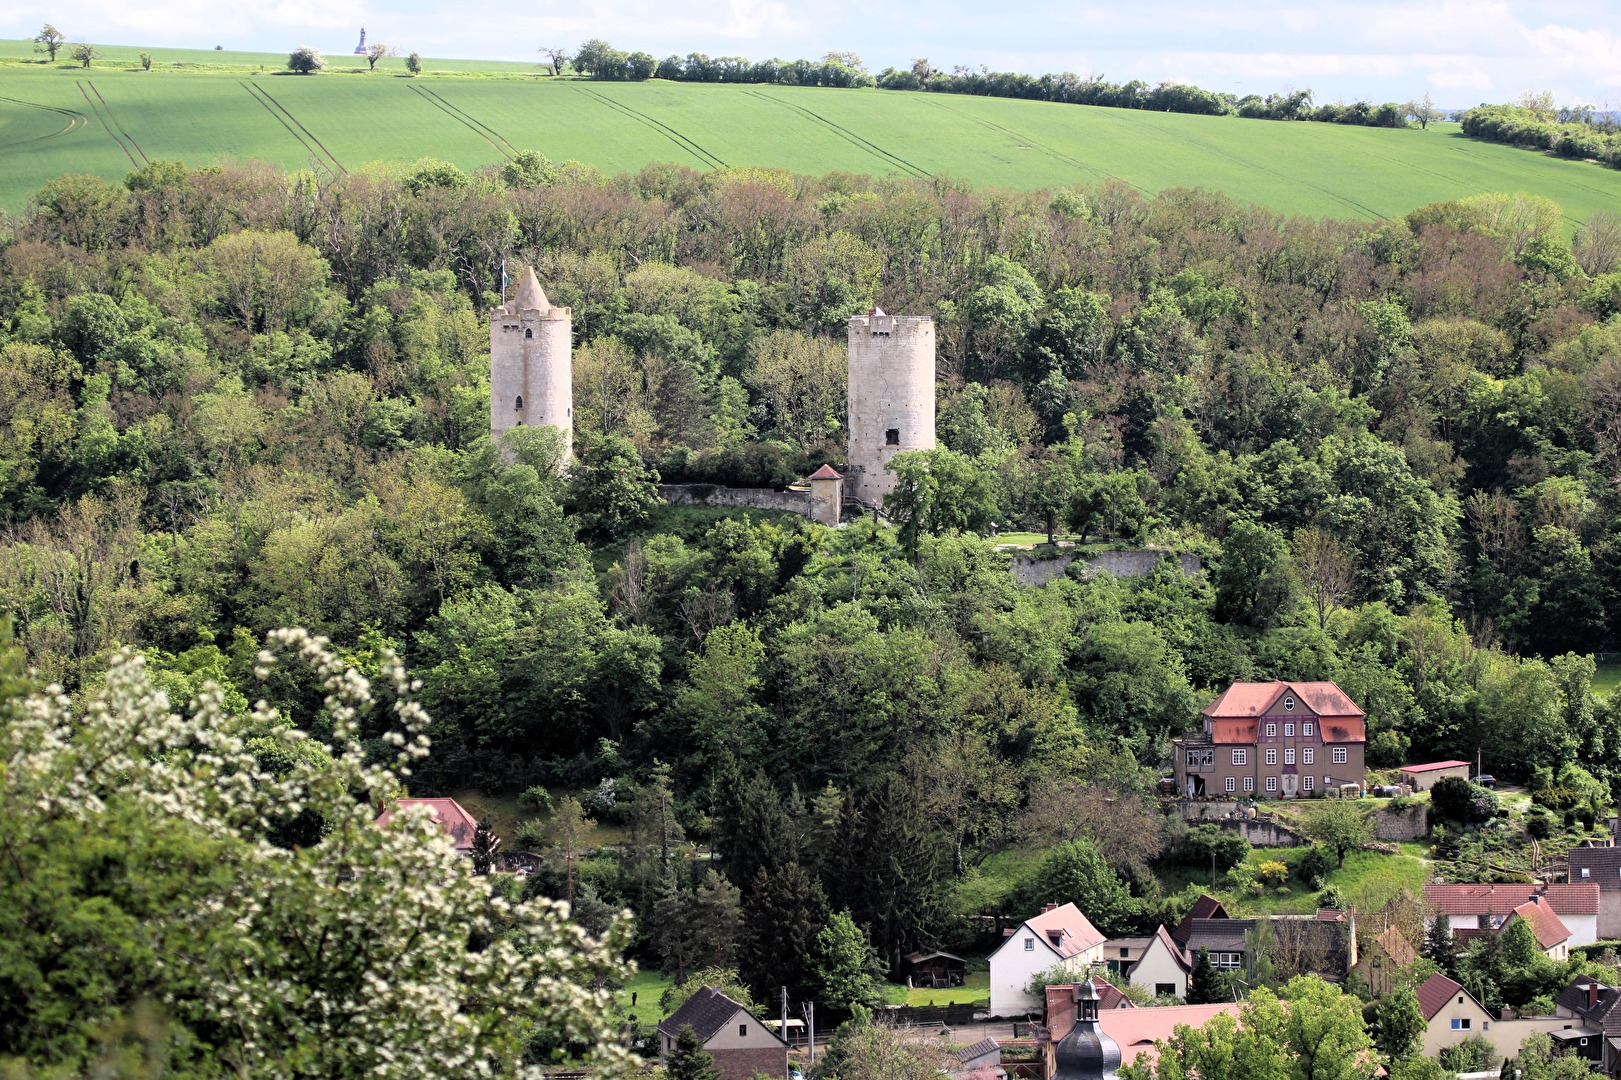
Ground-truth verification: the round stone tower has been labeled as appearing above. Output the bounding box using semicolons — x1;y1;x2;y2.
846;307;935;509
490;265;573;463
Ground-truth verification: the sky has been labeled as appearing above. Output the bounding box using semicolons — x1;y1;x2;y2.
6;0;1621;107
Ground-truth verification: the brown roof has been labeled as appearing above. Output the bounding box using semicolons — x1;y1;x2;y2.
1400;760;1471;774
1148;924;1192;972
1508;899;1572;950
657;987;787;1046
1569;847;1621;890
807;464;843;480
1020;903;1106;958
1172;894;1229;946
375;797;480;852
952;1037;999;1065
1425;883;1599;917
1416;972;1468;1021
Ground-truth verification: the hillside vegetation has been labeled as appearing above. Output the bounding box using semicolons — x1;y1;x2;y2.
3;43;1621;220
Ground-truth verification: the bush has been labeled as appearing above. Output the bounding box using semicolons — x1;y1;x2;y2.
1297;845;1335;885
1430;776;1498;823
1439;1034;1496;1073
405;52;422;75
287;45;325;74
1171;823;1251;871
519;784;552;813
1257;860;1289;887
1526;811;1553;840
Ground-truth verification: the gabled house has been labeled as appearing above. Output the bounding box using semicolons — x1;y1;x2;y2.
1569;845;1621;939
1126;926;1193;1000
1173;681;1367;799
1170;895;1229;949
990;903;1107;1016
657;986;789;1080
949;1036;1005;1078
1555;977;1621;1071
374;797;480;855
1350;924;1418;995
1417;972;1497;1058
1505;897;1574;960
1181;910;1357;981
1424;883;1599;947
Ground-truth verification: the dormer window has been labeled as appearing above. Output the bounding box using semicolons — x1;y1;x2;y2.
1048;931;1063;947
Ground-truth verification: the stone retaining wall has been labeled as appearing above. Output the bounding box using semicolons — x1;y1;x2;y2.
659;483;811;515
1011;549;1202;586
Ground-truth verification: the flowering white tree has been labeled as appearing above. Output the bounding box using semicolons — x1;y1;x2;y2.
0;628;634;1077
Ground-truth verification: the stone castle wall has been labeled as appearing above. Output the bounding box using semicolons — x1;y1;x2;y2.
846;312;935;508
1010;549;1202;586
659;484;812;516
490;304;572;459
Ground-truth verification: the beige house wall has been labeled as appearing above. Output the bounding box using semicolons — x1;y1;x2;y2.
1128;940;1189;999
1420;1001;1570;1060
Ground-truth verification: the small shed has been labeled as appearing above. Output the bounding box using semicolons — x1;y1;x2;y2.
904;950;967;989
1399;760;1471;791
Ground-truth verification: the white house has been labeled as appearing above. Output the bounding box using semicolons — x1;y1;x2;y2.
1126;926;1193;1000
1424;883;1599;948
989;902;1106;1016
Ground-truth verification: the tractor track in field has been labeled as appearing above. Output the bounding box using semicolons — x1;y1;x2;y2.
84;81;148;165
1172;119;1388;222
743;89;928;179
0;94;88;151
572;84;726;169
406;84;516;159
921;97;1148;193
75;80;143;166
239;81;346;177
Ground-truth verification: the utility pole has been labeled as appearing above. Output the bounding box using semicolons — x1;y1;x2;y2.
807;1001;815;1064
781;985;789;1080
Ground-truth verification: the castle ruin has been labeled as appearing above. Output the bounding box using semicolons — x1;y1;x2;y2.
490;265;573;463
845;307;935;508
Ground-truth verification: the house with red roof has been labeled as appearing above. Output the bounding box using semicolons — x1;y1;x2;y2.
374;797;481;855
1416;971;1575;1060
1425;883;1599;947
1173;681;1366;800
990;903;1108;1016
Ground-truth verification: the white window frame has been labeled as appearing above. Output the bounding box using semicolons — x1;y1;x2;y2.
1283;697;1295;711
1451;1018;1470;1031
1243;777;1255;792
1333;747;1348;764
1581;867;1590;879
1303;748;1314;765
1285;748;1296;765
1284;723;1295;737
1024;938;1035;951
1266;748;1277;765
1265;723;1276;738
1232;749;1247;766
1303;775;1315;792
1266;776;1279;792
1225;777;1237;793
1303;723;1313;737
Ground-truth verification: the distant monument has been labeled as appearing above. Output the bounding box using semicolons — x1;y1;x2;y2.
490;265;573;464
353;29;367;55
845;307;936;508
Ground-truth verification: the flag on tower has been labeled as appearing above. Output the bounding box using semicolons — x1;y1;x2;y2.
500;259;508;303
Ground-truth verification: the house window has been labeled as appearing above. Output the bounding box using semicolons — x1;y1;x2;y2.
739;1024;748;1037
1156;983;1176;997
1333;747;1348;764
1285;749;1295;765
1266;777;1279;792
1266;723;1276;738
886;428;900;446
1121;947;1130;957
1451;1018;1470;1030
1581;868;1591;879
1266;749;1277;766
514;395;524;410
1232;749;1247;766
1024;938;1034;951
1303;748;1314;765
1284;697;1295;711
1284;723;1295;737
1303;723;1313;737
1215;953;1241;968
1225;777;1236;793
1303;776;1315;792
1243;777;1255;792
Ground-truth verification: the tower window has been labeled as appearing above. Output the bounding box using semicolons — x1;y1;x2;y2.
515;395;524;410
885;428;900;446
524;328;533;339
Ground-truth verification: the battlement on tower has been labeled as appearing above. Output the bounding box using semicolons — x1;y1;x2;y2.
848;310;932;342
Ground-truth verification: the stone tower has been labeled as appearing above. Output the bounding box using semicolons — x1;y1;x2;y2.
490;265;573;462
353;28;367;55
845;307;935;508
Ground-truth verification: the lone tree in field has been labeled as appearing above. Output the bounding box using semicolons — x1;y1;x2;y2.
69;43;97;68
1408;92;1444;130
365;42;396;70
405;51;422;75
33;24;65;61
539;47;570;76
287;45;325;74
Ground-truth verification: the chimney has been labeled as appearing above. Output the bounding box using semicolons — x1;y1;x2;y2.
1530;894;1541;905
1590;982;1601;1010
1043;903;1060;913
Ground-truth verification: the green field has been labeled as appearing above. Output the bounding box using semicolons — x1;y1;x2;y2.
6;40;1621;219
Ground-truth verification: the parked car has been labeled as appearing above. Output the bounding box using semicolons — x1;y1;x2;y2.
1474;774;1496;788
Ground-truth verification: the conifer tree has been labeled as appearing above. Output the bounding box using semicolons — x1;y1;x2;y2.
1187;947;1225;1004
667;1025;721;1080
1421;917;1456;973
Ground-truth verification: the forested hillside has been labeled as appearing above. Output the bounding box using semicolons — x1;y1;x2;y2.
3;156;1621;1000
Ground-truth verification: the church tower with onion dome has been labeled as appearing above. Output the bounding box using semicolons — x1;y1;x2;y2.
490;265;572;463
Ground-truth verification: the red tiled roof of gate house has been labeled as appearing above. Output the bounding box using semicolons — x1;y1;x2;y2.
1201;681;1365;743
1019;902;1107;958
1172;895;1230;947
807;464;843;480
1425;883;1599;917
374;797;479;852
1508;899;1572;951
1417;972;1470;1021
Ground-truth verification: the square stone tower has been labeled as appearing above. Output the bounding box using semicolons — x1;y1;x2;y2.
490;265;572;463
846;307;935;508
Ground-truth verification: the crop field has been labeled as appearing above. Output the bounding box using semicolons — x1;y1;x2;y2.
5;41;1621;220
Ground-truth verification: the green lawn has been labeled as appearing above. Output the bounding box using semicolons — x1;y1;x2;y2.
4;51;1621;220
897;970;990;1007
1163;841;1433;917
613;967;675;1027
1594;664;1621;700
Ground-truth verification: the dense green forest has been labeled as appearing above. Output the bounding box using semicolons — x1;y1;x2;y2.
4;155;1621;1019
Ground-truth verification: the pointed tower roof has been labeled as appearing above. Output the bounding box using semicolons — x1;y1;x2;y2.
512;265;549;313
807;464;843;481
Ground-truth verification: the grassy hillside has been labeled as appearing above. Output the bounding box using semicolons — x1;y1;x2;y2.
4;42;1621;221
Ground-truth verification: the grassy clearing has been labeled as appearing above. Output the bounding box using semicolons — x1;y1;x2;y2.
4;54;1621;219
1163;841;1432;917
445;787;627;847
898;971;990;1007
613;967;676;1027
1594;664;1621;700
